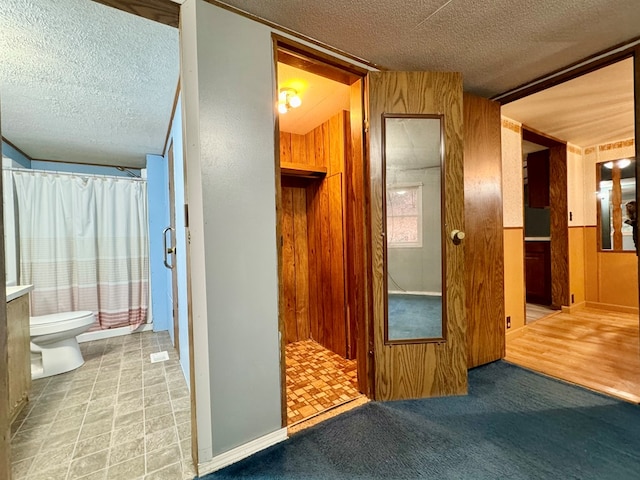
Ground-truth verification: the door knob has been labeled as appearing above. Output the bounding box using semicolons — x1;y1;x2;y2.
450;230;465;244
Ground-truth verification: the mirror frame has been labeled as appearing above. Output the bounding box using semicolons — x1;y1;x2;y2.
596;157;636;253
381;113;448;345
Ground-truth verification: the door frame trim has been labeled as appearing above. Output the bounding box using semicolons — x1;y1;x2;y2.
271;34;373;427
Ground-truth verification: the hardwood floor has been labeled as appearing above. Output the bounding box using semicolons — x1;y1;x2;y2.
525;303;557;324
505;307;640;403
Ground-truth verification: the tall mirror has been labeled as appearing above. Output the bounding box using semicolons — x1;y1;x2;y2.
383;115;444;343
598;157;636;252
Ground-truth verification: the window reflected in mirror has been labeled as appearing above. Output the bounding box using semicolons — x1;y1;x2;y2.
383;115;444;343
598;157;636;252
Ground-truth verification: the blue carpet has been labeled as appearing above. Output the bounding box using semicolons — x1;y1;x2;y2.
200;362;640;480
388;294;442;340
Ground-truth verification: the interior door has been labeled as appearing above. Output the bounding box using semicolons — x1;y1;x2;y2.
165;142;179;357
368;71;467;400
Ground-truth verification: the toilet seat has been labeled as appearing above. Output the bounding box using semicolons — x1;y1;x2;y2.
30;311;95;336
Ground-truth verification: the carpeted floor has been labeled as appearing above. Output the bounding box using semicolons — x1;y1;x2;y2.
388;293;442;340
200;361;640;480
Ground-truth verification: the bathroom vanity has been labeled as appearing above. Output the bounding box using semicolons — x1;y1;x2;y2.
6;285;33;423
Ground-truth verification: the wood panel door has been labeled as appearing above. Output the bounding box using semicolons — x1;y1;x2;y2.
368;71;467;401
463;94;505;368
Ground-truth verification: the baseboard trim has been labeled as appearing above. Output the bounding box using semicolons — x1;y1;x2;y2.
585;301;639;315
505;325;529;341
198;428;288;476
77;323;154;343
561;301;586;314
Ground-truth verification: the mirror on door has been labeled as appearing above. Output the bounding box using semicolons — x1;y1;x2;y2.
597;157;636;252
383;115;445;343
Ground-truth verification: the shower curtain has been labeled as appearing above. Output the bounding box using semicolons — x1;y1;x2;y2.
12;169;149;330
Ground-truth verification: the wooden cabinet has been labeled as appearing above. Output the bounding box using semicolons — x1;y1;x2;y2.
525;241;551;305
527;150;550;208
7;294;31;423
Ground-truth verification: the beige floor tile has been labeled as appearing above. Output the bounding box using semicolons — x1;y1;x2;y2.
107;454;146;479
146;444;182;474
11;456;33;479
9;331;192;480
68;449;110;479
145;461;182;480
109;437;145;466
145;413;175;435
75;432;112;459
146;426;178;454
29;442;75;475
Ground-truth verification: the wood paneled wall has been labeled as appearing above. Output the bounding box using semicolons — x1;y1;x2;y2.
281;186;310;343
463;94;505;368
280;111;352;359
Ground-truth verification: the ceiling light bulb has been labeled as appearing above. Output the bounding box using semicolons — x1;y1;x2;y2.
617;159;631;168
278;103;288;114
289;95;302;108
603;161;614;169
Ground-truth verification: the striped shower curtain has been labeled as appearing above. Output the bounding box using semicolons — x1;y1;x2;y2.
12;169;149;330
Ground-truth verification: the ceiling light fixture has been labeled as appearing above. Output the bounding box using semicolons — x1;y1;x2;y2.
278;88;301;114
604;159;632;169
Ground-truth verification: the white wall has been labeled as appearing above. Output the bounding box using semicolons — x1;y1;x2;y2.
181;0;282;461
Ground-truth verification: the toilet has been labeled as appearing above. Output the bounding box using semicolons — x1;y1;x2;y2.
30;311;96;380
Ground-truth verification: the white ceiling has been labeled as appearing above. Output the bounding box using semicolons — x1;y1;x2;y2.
502;58;634;148
0;0;179;168
1;0;638;169
277;63;350;135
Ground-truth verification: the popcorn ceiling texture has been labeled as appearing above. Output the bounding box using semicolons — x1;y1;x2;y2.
0;0;179;168
217;0;640;97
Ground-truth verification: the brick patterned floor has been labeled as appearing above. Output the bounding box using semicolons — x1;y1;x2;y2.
285;339;360;425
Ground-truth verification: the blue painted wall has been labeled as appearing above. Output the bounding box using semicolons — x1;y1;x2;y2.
146;154;171;333
164;96;191;383
2;142;31;167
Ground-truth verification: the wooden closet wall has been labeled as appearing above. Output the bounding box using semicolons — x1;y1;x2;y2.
280;110;353;359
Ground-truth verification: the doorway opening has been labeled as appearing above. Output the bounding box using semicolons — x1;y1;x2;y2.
273;38;371;429
521;128;568;323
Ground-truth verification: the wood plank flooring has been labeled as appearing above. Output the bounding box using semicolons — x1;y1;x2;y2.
526;303;558;324
505;307;640;403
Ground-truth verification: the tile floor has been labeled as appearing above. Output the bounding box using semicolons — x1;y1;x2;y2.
10;331;196;480
285;339;360;425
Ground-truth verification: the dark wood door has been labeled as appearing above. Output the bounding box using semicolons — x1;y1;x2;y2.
368;71;467;401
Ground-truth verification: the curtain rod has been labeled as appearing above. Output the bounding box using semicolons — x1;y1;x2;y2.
3;167;146;182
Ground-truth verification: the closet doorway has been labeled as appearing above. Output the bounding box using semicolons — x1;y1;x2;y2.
274;39;369;428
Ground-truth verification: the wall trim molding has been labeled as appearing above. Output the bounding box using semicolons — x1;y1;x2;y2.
198;428;288;476
561;302;586;314
585;301;639;314
77;322;153;343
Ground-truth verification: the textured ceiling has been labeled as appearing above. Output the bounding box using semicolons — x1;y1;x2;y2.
0;0;179;168
214;0;640;97
1;0;637;169
502;58;634;148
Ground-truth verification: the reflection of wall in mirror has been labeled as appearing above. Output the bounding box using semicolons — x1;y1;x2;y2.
387;165;442;294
